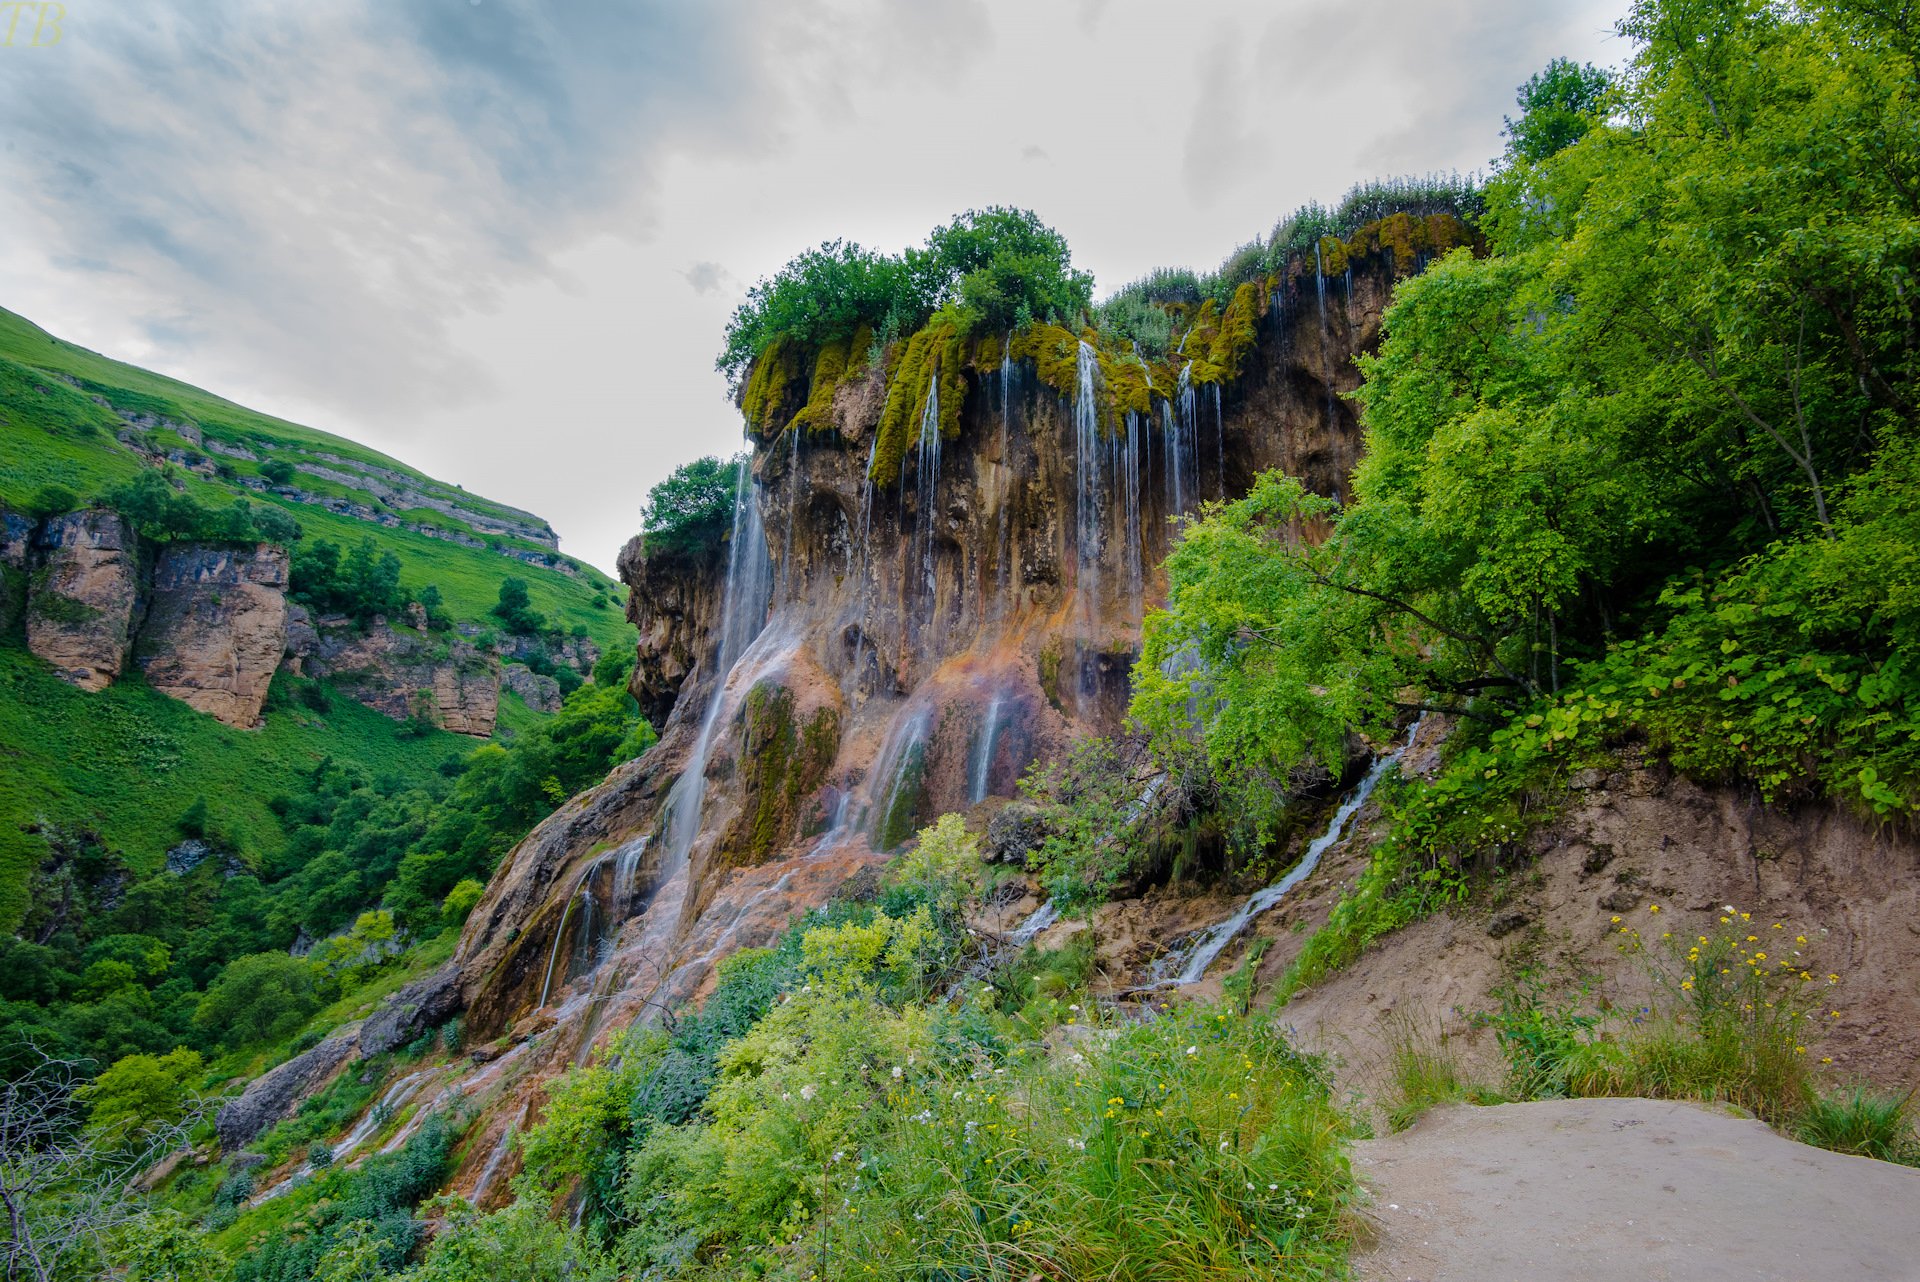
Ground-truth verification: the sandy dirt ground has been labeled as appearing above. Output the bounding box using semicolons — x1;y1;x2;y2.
1351;1097;1920;1282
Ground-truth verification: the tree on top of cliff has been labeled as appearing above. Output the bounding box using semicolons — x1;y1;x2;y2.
640;454;742;563
716;208;1089;390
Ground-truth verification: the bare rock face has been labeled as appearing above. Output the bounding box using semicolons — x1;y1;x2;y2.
618;535;727;725
25;509;139;690
502;662;561;713
215;1029;360;1150
298;619;500;736
136;543;290;728
360;964;463;1057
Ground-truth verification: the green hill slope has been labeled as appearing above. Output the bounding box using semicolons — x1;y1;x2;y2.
0;306;650;1080
0;305;628;647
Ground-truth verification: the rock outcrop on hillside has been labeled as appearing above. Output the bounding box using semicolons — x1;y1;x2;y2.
136;543;290;728
291;614;501;737
24;510;140;691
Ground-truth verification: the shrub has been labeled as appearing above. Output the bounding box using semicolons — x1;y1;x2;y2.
639;455;741;563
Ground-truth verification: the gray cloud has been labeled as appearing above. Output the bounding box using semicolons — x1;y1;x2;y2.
0;0;778;420
1021;144;1050;162
681;262;733;296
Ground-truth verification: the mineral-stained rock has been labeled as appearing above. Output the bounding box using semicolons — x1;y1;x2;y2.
136;542;290;728
215;1029;360;1150
359;964;463;1056
25;509;139;690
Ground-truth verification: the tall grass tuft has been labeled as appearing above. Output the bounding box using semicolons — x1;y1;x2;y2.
1795;1087;1920;1166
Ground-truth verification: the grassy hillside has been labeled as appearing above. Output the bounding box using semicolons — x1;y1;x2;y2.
0;646;467;931
0;305;630;652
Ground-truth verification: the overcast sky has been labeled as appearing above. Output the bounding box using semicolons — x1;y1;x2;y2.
0;0;1625;574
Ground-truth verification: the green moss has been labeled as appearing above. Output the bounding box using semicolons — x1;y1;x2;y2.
1203;282;1259;384
789;339;849;437
739;337;804;440
729;682;842;866
870;318;968;487
1037;642;1063;714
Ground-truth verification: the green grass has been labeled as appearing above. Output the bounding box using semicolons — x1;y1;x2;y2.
0;304;632;657
0;643;466;929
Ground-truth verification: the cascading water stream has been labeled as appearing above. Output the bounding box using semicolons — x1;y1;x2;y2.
1073;341;1102;607
1212;384;1224;502
780;426;801;602
968;697;1003;805
1173;362;1196;516
1151;716;1427;986
536;855;607;1008
651;461;773;963
995;351;1015;612
1008;900;1058;947
1314;243;1340;432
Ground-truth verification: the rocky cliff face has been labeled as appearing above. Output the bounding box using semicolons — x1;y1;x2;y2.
25;510;141;691
136;543;290;728
290;612;501;737
385;254;1408;1200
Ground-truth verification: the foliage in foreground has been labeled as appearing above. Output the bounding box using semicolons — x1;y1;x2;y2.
391;821;1356;1282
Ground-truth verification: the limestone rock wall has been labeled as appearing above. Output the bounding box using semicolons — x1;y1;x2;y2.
449;250;1406;1049
136;543;290;728
295;616;501;737
25;510;140;691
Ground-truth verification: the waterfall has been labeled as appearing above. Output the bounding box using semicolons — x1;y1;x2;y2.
1073;341;1102;604
1315;243;1340;433
913;376;943;621
848;436;878;694
612;836;648;918
658;460;773;909
1123;409;1143;605
1008;900;1057;947
780;426;801;601
968;697;1003;804
867;705;933;849
537;855;608;1008
1172;362;1196;515
1152;716;1427;986
996;351;1015;611
1212;384;1224;502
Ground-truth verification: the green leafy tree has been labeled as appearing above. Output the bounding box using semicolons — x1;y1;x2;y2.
192;951;320;1049
490;577;546;636
75;1047;203;1144
640;455;742;562
1502;57;1611;163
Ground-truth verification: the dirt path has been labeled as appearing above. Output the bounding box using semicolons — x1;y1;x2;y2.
1351;1098;1920;1282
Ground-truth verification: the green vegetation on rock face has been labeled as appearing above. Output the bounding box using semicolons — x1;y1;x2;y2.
0;303;629;652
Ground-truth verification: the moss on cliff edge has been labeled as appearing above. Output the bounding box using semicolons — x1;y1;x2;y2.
728;680;842;866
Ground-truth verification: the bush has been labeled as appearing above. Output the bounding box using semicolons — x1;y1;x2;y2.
640;455;741;563
193;951;321;1050
259;459;295;486
1796;1087;1920;1166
